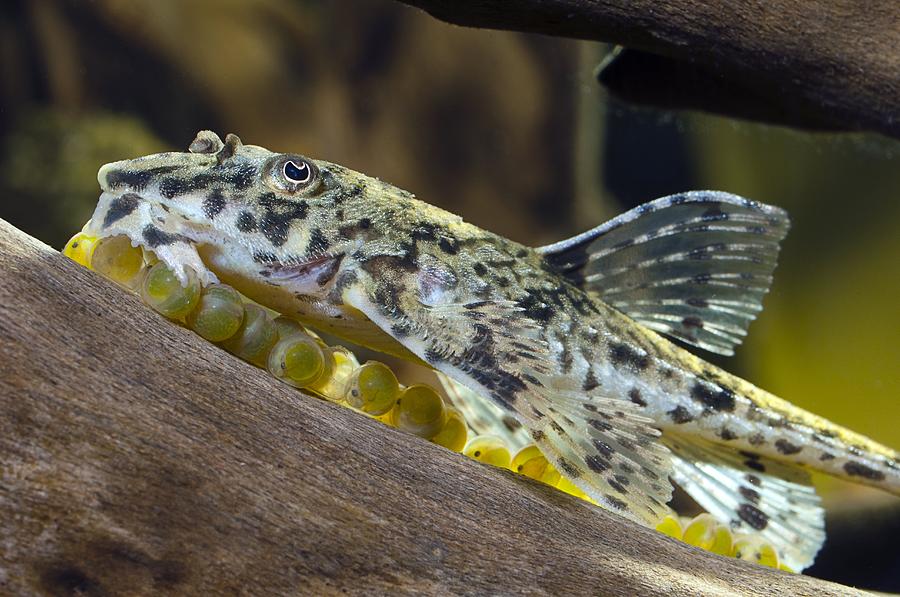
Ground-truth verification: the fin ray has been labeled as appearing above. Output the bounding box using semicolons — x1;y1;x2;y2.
665;434;825;572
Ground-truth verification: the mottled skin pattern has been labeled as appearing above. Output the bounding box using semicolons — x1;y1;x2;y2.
87;132;898;548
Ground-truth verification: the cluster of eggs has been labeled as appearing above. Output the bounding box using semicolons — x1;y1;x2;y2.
63;230;790;571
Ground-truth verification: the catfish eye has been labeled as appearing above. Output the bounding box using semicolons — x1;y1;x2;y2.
264;154;320;194
283;159;312;184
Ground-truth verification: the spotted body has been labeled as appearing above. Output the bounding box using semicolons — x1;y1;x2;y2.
86;131;899;571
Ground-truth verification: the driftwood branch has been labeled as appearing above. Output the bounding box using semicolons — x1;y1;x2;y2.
0;218;871;595
396;0;900;138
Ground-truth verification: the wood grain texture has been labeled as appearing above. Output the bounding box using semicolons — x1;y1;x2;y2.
395;0;900;138
0;218;872;596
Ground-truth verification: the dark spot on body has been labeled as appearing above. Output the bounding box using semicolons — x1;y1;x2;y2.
748;433;765;446
258;195;309;247
628;388;646;407
390;322;411;338
608;478;628;494
593;440;614;459
236;211;257;232
737;503;769;530
668;406;694;424
531;429;545;442
719;428;738;441
582;371;600;392
557;457;580;478
105;165;179;191
843;461;885;481
641;466;659;480
590;419;613;433
203;188;226;219
411;222;438;241
608;342;650;371
222;163;257;189
775;439;803;455
819;452;835;461
586;455;610;473
159;175;204;199
518;292;554;323
473;262;488;276
744;460;765;472
307;228;330;255
502;416;522;432
691;383;736;412
605;495;629;511
142;224;182;248
438;236;459;255
746;474;761;486
103;193;140;228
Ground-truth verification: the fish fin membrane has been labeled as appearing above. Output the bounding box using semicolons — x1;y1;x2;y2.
537;191;790;356
437;372;531;452
664;433;825;572
530;383;675;526
344;286;674;525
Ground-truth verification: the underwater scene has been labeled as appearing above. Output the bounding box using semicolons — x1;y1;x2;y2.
1;0;897;592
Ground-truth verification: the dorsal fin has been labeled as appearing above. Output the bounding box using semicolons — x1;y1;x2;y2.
537;191;790;356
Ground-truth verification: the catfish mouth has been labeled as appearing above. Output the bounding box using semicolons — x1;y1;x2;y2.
260;252;346;290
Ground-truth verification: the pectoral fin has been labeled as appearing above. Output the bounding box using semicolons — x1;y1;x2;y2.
343;282;674;526
665;434;825;572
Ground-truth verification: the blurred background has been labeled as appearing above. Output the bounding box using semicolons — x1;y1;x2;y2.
1;0;897;589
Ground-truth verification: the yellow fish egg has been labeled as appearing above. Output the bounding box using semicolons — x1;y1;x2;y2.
63;231;99;268
465;435;511;468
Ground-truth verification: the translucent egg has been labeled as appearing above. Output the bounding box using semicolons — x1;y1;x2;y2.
344;361;400;415
732;536;780;569
186;284;245;342
682;513;720;550
511;445;561;485
140;261;201;320
464;435;511;468
390;384;447;439
63;231;99;268
431;408;468;452
655;515;683;540
268;333;326;388
273;316;306;340
220;303;279;367
91;235;146;289
300;347;338;398
305;346;359;401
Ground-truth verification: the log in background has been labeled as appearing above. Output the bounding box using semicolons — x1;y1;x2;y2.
0;219;874;595
397;0;900;138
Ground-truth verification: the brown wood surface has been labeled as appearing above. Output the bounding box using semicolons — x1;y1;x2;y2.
0;218;873;595
395;0;900;138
